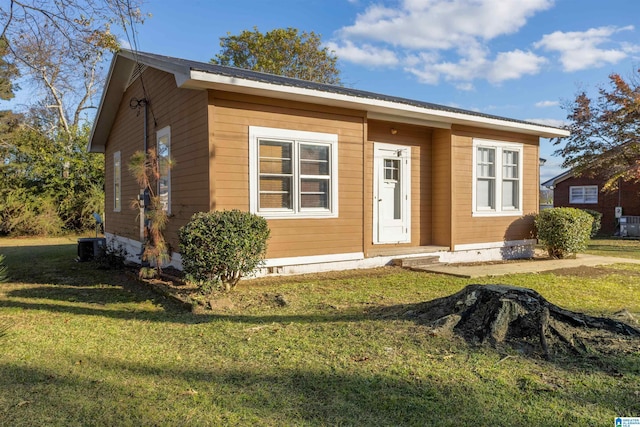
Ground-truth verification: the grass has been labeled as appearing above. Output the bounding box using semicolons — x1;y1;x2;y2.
0;237;639;426
586;237;640;260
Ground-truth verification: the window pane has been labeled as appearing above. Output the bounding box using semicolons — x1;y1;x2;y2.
157;132;170;212
300;144;329;175
384;159;400;181
259;176;292;209
570;187;585;203
300;178;329;209
585;187;598;203
260;158;292;174
300;144;328;161
259;140;293;210
477;178;495;209
114;152;121;211
502;150;518;179
502;180;519;209
477;147;495;178
259;140;292;174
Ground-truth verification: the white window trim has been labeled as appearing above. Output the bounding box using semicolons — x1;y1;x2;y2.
157;126;171;215
472;139;523;217
113;151;121;212
249;126;339;219
569;185;598;204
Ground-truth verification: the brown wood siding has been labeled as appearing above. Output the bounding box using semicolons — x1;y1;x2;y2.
431;128;452;247
450;125;539;247
103;67;210;249
209;90;365;259
364;120;432;255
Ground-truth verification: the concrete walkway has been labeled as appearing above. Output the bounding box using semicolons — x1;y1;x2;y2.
414;254;640;278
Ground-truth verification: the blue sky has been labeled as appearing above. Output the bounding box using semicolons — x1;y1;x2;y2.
11;0;640;182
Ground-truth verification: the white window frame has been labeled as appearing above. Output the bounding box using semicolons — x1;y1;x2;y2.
157;126;171;215
472;139;523;217
113;151;121;212
249;126;338;219
569;185;598;204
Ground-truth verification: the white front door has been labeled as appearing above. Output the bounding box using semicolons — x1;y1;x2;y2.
373;143;411;244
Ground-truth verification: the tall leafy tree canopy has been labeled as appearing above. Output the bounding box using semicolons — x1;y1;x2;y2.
211;27;341;85
554;70;640;190
0;0;146;235
0;37;18;100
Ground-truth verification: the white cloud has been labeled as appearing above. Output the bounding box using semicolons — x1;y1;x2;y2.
332;0;553;86
535;100;560;107
486;50;547;83
534;26;635;71
406;48;546;85
325;41;399;67
340;0;554;50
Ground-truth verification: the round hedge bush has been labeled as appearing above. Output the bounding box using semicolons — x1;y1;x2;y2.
179;210;270;291
535;207;593;259
582;209;602;237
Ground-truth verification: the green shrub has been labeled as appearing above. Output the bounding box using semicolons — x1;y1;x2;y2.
0;191;64;236
535;207;593;259
582;209;602;237
179;210;270;292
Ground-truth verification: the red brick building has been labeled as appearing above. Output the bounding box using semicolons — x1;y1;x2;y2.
543;172;640;235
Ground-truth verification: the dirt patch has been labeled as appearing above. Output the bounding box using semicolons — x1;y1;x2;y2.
374;284;640;360
548;266;614;278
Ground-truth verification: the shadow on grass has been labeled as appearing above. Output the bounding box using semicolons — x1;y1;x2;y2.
0;293;369;325
2;358;627;426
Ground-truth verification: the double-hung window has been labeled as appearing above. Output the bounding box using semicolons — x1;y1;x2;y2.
249;126;338;218
569;185;598;204
157;126;171;214
472;139;523;216
113;151;121;212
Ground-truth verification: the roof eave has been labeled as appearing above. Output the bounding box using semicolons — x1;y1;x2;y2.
88;51;192;153
182;70;570;139
541;170;574;187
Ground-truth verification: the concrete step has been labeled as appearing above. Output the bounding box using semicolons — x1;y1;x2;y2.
393;256;440;268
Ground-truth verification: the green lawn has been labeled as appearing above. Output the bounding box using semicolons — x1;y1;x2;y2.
0;237;639;426
587;237;640;260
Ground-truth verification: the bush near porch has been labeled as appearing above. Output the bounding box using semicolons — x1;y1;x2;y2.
0;237;638;426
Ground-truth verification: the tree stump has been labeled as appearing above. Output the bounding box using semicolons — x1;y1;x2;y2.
398;285;640;360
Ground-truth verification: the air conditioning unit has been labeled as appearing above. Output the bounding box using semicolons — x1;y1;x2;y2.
619;216;640;237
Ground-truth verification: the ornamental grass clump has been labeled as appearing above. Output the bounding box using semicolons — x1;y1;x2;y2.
535;207;593;259
179;210;270;292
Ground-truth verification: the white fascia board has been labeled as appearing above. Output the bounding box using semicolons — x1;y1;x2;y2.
88;54;135;153
181;70;569;138
542;170;574;188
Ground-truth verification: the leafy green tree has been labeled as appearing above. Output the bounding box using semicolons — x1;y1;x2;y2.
0;37;18;100
0;123;104;235
211;27;341;85
0;1;145;235
554;70;640;190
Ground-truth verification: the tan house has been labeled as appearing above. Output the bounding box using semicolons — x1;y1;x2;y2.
88;50;569;274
